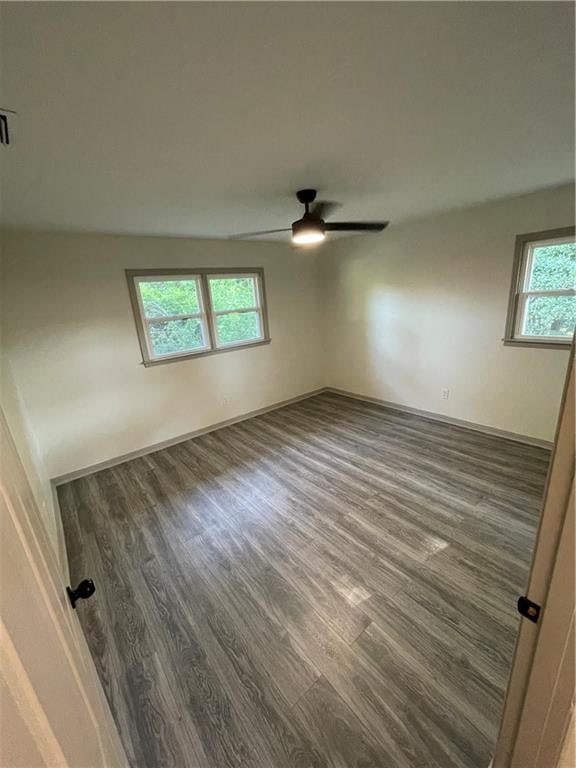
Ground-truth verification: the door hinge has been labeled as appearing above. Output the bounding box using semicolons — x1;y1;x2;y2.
0;114;9;145
0;108;17;146
517;595;541;623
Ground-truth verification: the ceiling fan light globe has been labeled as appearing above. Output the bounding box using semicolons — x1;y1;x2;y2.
291;219;326;245
292;231;326;245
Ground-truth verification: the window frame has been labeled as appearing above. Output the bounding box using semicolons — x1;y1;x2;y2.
132;273;212;362
126;267;271;366
206;272;267;350
504;226;575;349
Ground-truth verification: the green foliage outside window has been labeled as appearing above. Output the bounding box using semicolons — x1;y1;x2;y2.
149;318;205;356
209;277;257;311
139;279;200;318
523;243;575;338
209;277;261;344
215;311;260;345
137;275;262;356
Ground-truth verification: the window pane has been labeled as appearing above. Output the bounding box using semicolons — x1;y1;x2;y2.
522;295;576;338
138;279;200;318
148;318;207;357
209;277;258;311
528;242;576;291
215;311;261;346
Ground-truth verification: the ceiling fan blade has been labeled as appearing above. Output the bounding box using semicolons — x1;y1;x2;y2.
324;221;389;232
229;228;291;240
310;201;341;220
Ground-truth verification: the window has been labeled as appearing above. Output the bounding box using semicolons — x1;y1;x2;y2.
504;227;575;347
208;274;266;348
127;269;269;365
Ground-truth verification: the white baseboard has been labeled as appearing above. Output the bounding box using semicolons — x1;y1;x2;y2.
324;387;553;450
52;383;552;487
51;387;327;485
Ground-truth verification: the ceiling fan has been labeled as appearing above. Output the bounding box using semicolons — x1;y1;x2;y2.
231;189;389;245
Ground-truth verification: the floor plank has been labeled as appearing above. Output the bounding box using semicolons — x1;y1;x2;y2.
59;393;547;768
293;675;391;768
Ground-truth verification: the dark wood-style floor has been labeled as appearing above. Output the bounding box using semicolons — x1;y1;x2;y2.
59;393;549;768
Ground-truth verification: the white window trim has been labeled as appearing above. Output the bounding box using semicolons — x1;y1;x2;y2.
126;268;271;366
504;227;575;349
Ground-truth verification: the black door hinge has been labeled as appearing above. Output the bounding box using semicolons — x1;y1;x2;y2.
517;595;541;623
0;114;9;145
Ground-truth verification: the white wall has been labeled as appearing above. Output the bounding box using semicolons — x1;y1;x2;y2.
0;353;56;538
1;233;323;479
2;185;572;485
0;253;63;562
321;184;573;442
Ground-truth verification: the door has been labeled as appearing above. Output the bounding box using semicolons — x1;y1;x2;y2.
493;349;574;767
0;410;127;767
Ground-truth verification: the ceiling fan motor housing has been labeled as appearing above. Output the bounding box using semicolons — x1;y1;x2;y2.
295;189;317;206
293;189;324;238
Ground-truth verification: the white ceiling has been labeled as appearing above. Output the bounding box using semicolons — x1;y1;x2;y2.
0;1;573;240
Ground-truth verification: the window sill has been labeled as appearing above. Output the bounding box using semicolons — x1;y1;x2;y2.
141;337;271;367
503;338;573;350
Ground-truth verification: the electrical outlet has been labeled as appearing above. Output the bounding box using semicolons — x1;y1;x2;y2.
441;388;450;401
